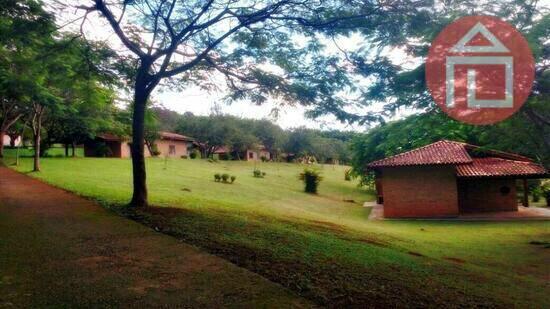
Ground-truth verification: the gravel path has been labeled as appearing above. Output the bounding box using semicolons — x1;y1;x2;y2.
0;166;312;308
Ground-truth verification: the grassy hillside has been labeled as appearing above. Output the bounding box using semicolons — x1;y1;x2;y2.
4;153;549;307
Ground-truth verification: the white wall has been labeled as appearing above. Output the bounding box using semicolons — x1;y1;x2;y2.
2;135;21;146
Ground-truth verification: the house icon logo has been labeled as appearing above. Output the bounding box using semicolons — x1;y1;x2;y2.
426;16;535;125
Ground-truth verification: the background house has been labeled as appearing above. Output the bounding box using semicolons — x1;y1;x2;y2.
84;131;194;158
2;134;21;147
214;145;271;161
367;140;547;218
155;131;196;158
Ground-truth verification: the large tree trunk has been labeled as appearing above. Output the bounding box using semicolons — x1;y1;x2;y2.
8;134;17;147
129;76;152;207
0;109;23;158
0;130;5;158
32;104;44;172
72;141;76;157
33;128;40;171
65;144;69;157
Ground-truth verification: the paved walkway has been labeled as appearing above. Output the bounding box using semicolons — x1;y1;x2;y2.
0;166;312;308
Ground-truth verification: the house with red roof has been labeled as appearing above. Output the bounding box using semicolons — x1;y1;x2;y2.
84;131;196;158
367;140;547;218
213;145;271;161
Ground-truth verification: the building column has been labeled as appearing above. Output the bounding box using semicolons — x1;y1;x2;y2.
522;178;529;207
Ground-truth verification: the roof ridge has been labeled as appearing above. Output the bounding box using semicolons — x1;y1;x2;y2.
367;140;472;168
471;157;537;164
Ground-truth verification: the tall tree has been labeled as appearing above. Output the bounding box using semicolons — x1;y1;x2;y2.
176;114;240;158
67;0;432;207
0;0;56;157
49;38;119;156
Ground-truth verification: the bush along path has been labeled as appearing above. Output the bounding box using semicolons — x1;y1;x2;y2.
0;166;311;308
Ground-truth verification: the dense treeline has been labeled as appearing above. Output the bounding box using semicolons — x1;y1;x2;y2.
151;107;357;164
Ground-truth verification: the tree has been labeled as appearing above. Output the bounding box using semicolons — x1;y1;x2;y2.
176;114;240;158
43;38;119;157
229;129;259;160
0;0;56;157
65;0;434;207
285;127;316;158
250;119;286;158
151;106;181;132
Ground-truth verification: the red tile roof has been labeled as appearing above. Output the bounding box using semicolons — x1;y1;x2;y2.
97;133;125;141
456;158;547;178
367;140;472;167
367;140;547;178
159;131;194;141
214;146;230;154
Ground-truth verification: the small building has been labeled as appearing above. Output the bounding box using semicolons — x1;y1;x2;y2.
367;140;547;218
214;145;271;161
2;134;21;147
155;131;196;157
84;131;195;158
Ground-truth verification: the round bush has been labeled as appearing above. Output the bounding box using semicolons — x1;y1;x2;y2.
299;168;323;194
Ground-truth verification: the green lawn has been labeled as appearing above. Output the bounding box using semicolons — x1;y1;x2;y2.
3;152;549;307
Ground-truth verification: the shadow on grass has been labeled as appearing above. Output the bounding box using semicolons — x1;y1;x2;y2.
111;204;499;308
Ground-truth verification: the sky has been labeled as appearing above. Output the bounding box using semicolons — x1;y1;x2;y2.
47;1;419;132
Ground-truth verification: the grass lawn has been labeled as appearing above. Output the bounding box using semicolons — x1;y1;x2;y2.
3;152;549;307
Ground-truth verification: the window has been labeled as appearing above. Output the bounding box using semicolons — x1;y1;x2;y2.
249;151;254;159
169;145;176;155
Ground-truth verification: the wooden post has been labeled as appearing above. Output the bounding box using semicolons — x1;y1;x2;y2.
523;178;529;207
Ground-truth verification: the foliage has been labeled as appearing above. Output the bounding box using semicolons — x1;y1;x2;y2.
221;173;230;183
253;169;265;178
541;180;550;207
532;187;541;203
189;150;199;159
230;175;236;184
175;113;355;163
344;169;352;181
285;127;353;164
214;173;221;182
299;168;323;194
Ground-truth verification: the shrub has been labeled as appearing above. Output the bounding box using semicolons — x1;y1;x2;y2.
541;181;550;207
230;175;236;183
189;150;199;159
344;169;352;181
260;156;268;162
221;173;230;183
253;169;264;178
532;187;541;202
299;168;323;194
150;144;161;157
180;155;188;159
214;173;221;182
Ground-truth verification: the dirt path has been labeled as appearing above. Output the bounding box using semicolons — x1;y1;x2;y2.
0;166;312;308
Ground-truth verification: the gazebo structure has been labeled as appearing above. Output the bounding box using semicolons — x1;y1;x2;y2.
367;140;547;218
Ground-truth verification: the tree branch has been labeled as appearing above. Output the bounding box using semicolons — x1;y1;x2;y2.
93;0;147;58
